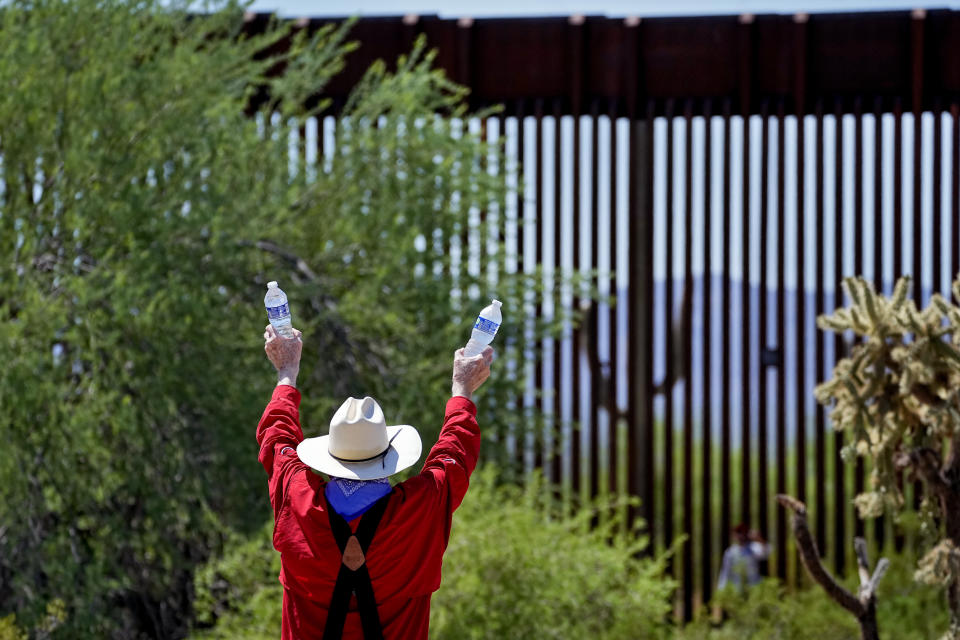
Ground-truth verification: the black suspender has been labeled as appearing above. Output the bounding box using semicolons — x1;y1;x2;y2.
322;492;391;640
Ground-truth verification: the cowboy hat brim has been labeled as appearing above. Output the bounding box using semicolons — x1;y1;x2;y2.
296;424;422;480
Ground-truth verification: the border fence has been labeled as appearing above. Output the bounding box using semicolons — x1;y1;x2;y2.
247;9;960;618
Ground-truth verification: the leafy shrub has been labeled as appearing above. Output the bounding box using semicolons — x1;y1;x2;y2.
192;523;280;636
679;551;947;640
431;468;676;640
0;616;26;640
0;601;65;640
191;467;676;640
875;553;948;639
679;580;859;640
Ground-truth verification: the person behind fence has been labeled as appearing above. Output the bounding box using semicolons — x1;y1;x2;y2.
257;324;494;639
717;523;771;593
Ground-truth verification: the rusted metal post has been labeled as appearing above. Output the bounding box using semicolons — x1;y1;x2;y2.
757;99;770;575
775;97;788;579
721;97;732;558
834;96;847;575
739;12;755;530
814;99;827;556
664;97;676;559
702;98;716;598
681;99;695;620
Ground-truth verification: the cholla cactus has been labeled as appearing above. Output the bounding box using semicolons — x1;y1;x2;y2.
816;275;960;639
916;540;960;588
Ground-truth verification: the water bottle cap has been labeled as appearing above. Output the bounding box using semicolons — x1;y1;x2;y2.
267;281;278;288
492;299;502;308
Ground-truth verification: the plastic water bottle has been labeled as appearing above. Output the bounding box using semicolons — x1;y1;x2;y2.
464;299;502;357
264;281;294;338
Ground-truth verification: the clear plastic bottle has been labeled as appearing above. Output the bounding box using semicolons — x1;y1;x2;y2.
264;281;294;338
464;299;502;357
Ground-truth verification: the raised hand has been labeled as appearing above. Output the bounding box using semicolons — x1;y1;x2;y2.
451;346;494;400
264;324;303;386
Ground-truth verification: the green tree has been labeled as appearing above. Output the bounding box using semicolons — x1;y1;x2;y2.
815;275;960;639
0;1;554;636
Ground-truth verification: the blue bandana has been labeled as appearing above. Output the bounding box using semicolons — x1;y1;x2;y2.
325;477;392;522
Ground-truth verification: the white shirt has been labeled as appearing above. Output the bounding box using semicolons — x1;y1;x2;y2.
717;541;770;591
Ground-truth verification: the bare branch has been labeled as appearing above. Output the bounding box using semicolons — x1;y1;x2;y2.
855;537;871;591
777;494;865;618
249;239;320;282
854;537;890;603
867;558;890;599
777;494;806;516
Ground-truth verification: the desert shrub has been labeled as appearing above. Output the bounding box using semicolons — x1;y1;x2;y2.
191;467;676;639
876;552;950;639
679;551;947;640
430;468;676;640
679;580;860;640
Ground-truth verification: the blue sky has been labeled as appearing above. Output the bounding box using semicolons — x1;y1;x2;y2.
249;0;960;18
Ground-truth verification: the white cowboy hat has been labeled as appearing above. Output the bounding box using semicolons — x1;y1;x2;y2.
297;396;422;481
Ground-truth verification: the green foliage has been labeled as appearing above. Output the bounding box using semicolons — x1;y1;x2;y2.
680;580;859;640
0;616;26;640
0;600;66;640
876;553;951;638
190;468;676;640
191;522;281;639
0;0;556;635
192;465;949;640
679;553;947;640
431;468;676;640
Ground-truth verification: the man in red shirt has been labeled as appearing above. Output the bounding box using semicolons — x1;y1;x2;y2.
258;324;493;639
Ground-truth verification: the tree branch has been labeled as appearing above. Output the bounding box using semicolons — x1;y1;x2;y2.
894;446;948;494
946;427;960;476
912;383;948;409
239;238;393;391
777;494;866;618
855;537;872;594
867;558;890;600
854;537;889;603
248;239;320;283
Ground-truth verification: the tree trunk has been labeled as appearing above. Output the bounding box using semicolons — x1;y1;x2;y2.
778;495;886;640
858;600;879;640
944;488;960;640
947;580;960;640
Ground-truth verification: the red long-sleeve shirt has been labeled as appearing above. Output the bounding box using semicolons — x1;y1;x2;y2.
256;385;481;640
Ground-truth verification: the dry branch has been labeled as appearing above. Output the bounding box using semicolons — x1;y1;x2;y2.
777;494;885;640
894;447;947;495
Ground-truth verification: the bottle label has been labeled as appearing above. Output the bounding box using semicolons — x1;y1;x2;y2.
267;303;290;321
474;316;500;335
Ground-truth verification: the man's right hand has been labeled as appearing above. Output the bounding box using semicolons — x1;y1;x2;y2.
452;346;494;400
264;324;303;387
